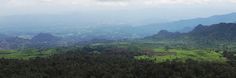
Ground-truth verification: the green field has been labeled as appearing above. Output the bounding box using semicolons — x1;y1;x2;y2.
136;48;226;63
0;49;56;59
0;42;227;63
89;42;227;63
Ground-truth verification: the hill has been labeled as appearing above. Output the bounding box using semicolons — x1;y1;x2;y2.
31;33;60;43
189;23;236;41
137;12;236;36
0;36;29;50
146;23;236;48
0;33;63;49
163;12;236;31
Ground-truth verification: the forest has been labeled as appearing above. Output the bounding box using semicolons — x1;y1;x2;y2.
1;22;236;78
1;0;236;76
0;45;236;78
0;38;236;78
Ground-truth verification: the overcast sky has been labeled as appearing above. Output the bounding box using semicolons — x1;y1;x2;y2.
1;0;236;20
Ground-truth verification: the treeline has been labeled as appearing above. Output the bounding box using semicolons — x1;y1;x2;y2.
0;46;236;78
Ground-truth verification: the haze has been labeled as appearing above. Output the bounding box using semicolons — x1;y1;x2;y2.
1;0;236;20
1;0;236;36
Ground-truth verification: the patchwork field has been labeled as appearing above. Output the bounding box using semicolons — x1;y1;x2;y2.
136;48;226;63
0;42;227;63
0;49;56;59
90;42;227;63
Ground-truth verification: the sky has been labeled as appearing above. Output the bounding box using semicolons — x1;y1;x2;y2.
1;0;236;21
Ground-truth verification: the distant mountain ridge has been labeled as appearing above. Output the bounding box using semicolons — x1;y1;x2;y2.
31;33;60;43
147;23;236;46
189;23;236;41
0;33;63;50
1;13;236;40
139;12;236;35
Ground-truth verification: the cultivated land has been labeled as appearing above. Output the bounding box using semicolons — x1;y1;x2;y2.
0;49;56;59
1;42;226;63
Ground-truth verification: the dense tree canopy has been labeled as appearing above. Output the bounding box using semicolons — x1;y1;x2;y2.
0;47;236;78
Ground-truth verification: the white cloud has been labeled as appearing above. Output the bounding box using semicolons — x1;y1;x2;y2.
2;0;234;8
1;0;236;16
0;0;235;9
229;0;236;3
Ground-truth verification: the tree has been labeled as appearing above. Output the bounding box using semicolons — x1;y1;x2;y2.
164;46;170;52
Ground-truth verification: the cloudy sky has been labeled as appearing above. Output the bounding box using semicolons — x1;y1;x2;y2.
1;0;236;20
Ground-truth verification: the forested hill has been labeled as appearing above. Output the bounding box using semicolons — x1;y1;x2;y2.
146;23;236;46
189;23;236;41
0;33;62;50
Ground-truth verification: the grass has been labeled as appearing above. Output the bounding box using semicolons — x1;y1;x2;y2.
0;41;228;63
0;49;56;59
90;42;227;63
136;48;226;63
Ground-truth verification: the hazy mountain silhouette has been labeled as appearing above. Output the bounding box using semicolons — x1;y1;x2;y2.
149;12;236;32
31;33;60;43
1;13;236;39
147;23;236;44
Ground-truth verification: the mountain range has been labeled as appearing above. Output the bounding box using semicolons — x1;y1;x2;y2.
156;12;236;32
0;33;62;50
1;22;236;49
147;23;236;47
1;13;236;39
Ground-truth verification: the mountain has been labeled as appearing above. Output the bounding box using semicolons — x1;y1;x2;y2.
159;12;236;32
0;33;62;49
30;33;63;48
66;12;236;38
31;33;60;43
148;30;182;40
147;23;236;47
188;23;236;41
0;36;29;50
1;13;236;39
138;12;236;36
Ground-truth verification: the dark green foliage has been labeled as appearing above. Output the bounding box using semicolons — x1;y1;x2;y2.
0;47;236;78
164;46;170;52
